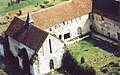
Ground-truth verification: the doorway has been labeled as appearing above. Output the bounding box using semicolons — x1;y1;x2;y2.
49;59;54;70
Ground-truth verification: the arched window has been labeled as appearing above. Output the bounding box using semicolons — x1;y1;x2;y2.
49;59;54;70
77;27;81;35
18;48;30;73
49;28;52;31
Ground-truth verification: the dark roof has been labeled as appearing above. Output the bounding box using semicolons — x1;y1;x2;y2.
5;17;49;51
93;0;120;22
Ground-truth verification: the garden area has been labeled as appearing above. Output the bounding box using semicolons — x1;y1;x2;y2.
46;37;120;75
68;37;120;75
0;0;67;15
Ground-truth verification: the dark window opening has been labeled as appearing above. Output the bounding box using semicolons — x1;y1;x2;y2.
59;35;62;39
108;32;110;38
55;26;57;29
50;59;54;70
71;19;73;23
67;21;69;24
63;22;65;25
117;32;120;40
101;28;103;31
18;48;30;73
79;16;81;20
101;16;104;21
49;39;52;53
49;28;52;31
77;27;81;35
64;33;70;39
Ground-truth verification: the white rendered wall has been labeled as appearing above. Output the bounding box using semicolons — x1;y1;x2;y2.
45;14;90;42
33;34;65;75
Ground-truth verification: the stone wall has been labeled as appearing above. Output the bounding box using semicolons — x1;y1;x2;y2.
34;34;65;75
93;13;120;42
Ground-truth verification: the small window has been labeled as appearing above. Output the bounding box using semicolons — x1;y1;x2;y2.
77;27;81;34
49;39;52;53
71;19;73;23
79;16;81;20
55;26;57;29
101;16;104;21
101;28;103;31
117;32;120;40
59;35;62;39
64;33;70;39
63;22;65;25
114;24;115;27
67;21;69;25
50;28;52;31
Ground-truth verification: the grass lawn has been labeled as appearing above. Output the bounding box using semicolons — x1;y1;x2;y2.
67;37;120;75
0;0;43;15
0;0;66;16
0;0;66;33
0;25;9;33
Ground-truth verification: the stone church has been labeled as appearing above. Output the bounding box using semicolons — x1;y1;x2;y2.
5;0;92;75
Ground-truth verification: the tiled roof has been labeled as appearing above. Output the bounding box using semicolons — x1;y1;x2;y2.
21;0;92;29
6;17;49;51
93;0;120;22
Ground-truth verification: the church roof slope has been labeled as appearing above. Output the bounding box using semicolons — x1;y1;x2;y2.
6;17;49;51
20;0;92;29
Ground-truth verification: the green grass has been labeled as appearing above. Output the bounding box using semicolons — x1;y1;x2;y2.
0;25;9;33
45;38;120;75
0;0;44;15
0;0;66;15
67;38;120;75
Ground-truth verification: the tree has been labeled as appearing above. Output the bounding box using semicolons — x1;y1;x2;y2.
61;51;96;75
81;57;85;64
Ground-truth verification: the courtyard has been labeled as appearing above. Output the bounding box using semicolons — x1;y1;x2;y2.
67;37;120;75
46;36;120;75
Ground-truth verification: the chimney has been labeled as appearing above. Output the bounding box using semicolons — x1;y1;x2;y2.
26;12;34;25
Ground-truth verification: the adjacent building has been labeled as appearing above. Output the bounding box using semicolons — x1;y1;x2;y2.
92;0;120;43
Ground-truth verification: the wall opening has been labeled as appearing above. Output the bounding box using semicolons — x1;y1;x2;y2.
107;32;110;38
18;48;30;74
49;59;54;70
49;39;52;53
77;27;81;35
59;35;62;39
64;33;70;39
117;32;120;40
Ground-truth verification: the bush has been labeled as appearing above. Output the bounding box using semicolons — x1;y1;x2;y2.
0;70;7;75
61;51;96;75
0;63;5;70
40;5;45;8
100;68;108;73
44;1;49;4
81;57;85;64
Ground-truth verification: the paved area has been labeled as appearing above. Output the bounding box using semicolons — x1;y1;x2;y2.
66;35;89;45
92;32;120;46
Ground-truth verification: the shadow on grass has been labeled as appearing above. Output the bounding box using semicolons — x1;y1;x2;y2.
57;51;96;75
84;36;120;57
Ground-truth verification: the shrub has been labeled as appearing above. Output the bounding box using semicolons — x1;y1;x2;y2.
0;63;5;70
44;1;49;4
40;5;45;8
81;57;85;64
61;51;96;75
100;68;108;73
